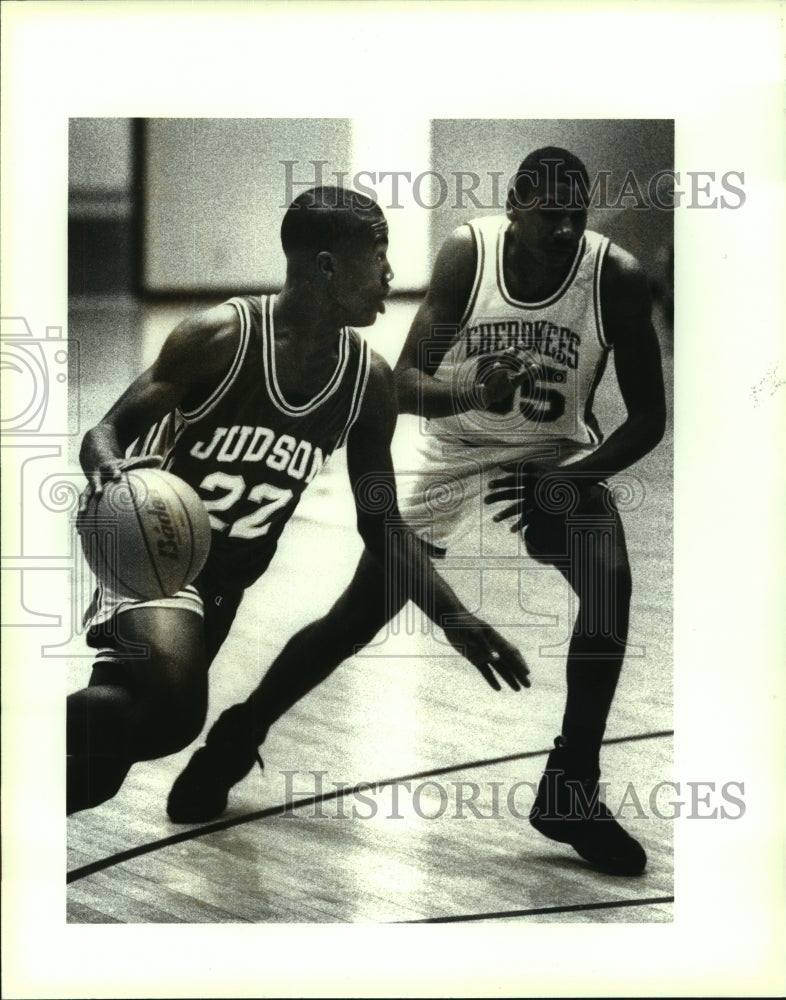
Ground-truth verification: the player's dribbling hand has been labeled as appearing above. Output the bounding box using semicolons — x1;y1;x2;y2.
79;455;165;517
442;615;531;692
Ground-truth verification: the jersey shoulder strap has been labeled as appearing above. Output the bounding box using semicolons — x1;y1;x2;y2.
460;216;507;326
179;295;253;422
335;329;371;449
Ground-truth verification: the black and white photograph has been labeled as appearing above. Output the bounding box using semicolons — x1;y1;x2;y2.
2;3;784;998
64;115;675;921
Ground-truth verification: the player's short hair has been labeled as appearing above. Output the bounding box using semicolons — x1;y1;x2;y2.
510;147;590;208
280;186;388;258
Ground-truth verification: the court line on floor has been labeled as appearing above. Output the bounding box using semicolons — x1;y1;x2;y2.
395;895;675;923
67;728;673;884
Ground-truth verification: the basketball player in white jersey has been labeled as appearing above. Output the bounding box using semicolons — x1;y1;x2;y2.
68;187;529;815
393;147;666;875
171;151;666;878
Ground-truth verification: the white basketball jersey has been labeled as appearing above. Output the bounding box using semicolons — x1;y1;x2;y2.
425;216;611;457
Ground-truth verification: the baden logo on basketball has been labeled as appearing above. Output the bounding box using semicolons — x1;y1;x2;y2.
148;490;180;561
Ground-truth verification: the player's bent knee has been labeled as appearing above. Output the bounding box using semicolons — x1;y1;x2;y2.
138;705;205;761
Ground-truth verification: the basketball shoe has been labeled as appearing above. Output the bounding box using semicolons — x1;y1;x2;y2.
529;736;647;875
167;703;263;824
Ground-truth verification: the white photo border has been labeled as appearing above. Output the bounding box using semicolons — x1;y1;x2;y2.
2;2;784;997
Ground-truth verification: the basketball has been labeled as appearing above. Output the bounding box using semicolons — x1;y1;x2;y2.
79;467;211;600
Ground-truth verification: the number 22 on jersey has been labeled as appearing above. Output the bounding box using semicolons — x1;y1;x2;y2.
199;472;294;539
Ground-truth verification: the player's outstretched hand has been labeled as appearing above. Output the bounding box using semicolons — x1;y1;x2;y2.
442;615;531;692
79;455;165;517
485;459;552;533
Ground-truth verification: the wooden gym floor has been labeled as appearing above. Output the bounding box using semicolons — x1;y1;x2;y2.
66;295;674;924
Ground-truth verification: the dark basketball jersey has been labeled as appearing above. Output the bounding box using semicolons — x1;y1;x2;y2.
131;294;371;588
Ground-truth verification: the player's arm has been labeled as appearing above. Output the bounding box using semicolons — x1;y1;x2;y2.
346;352;530;692
565;245;667;479
394;226;520;417
80;303;241;493
487;246;667;524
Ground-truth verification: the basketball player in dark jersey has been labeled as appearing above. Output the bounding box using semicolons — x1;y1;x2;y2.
68;187;530;815
170;152;666;878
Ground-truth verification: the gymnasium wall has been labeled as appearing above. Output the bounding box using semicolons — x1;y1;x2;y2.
142;119;354;294
429;119;674;283
68;119;136;296
69;118;134;192
68;118;673;303
140;118;673;296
